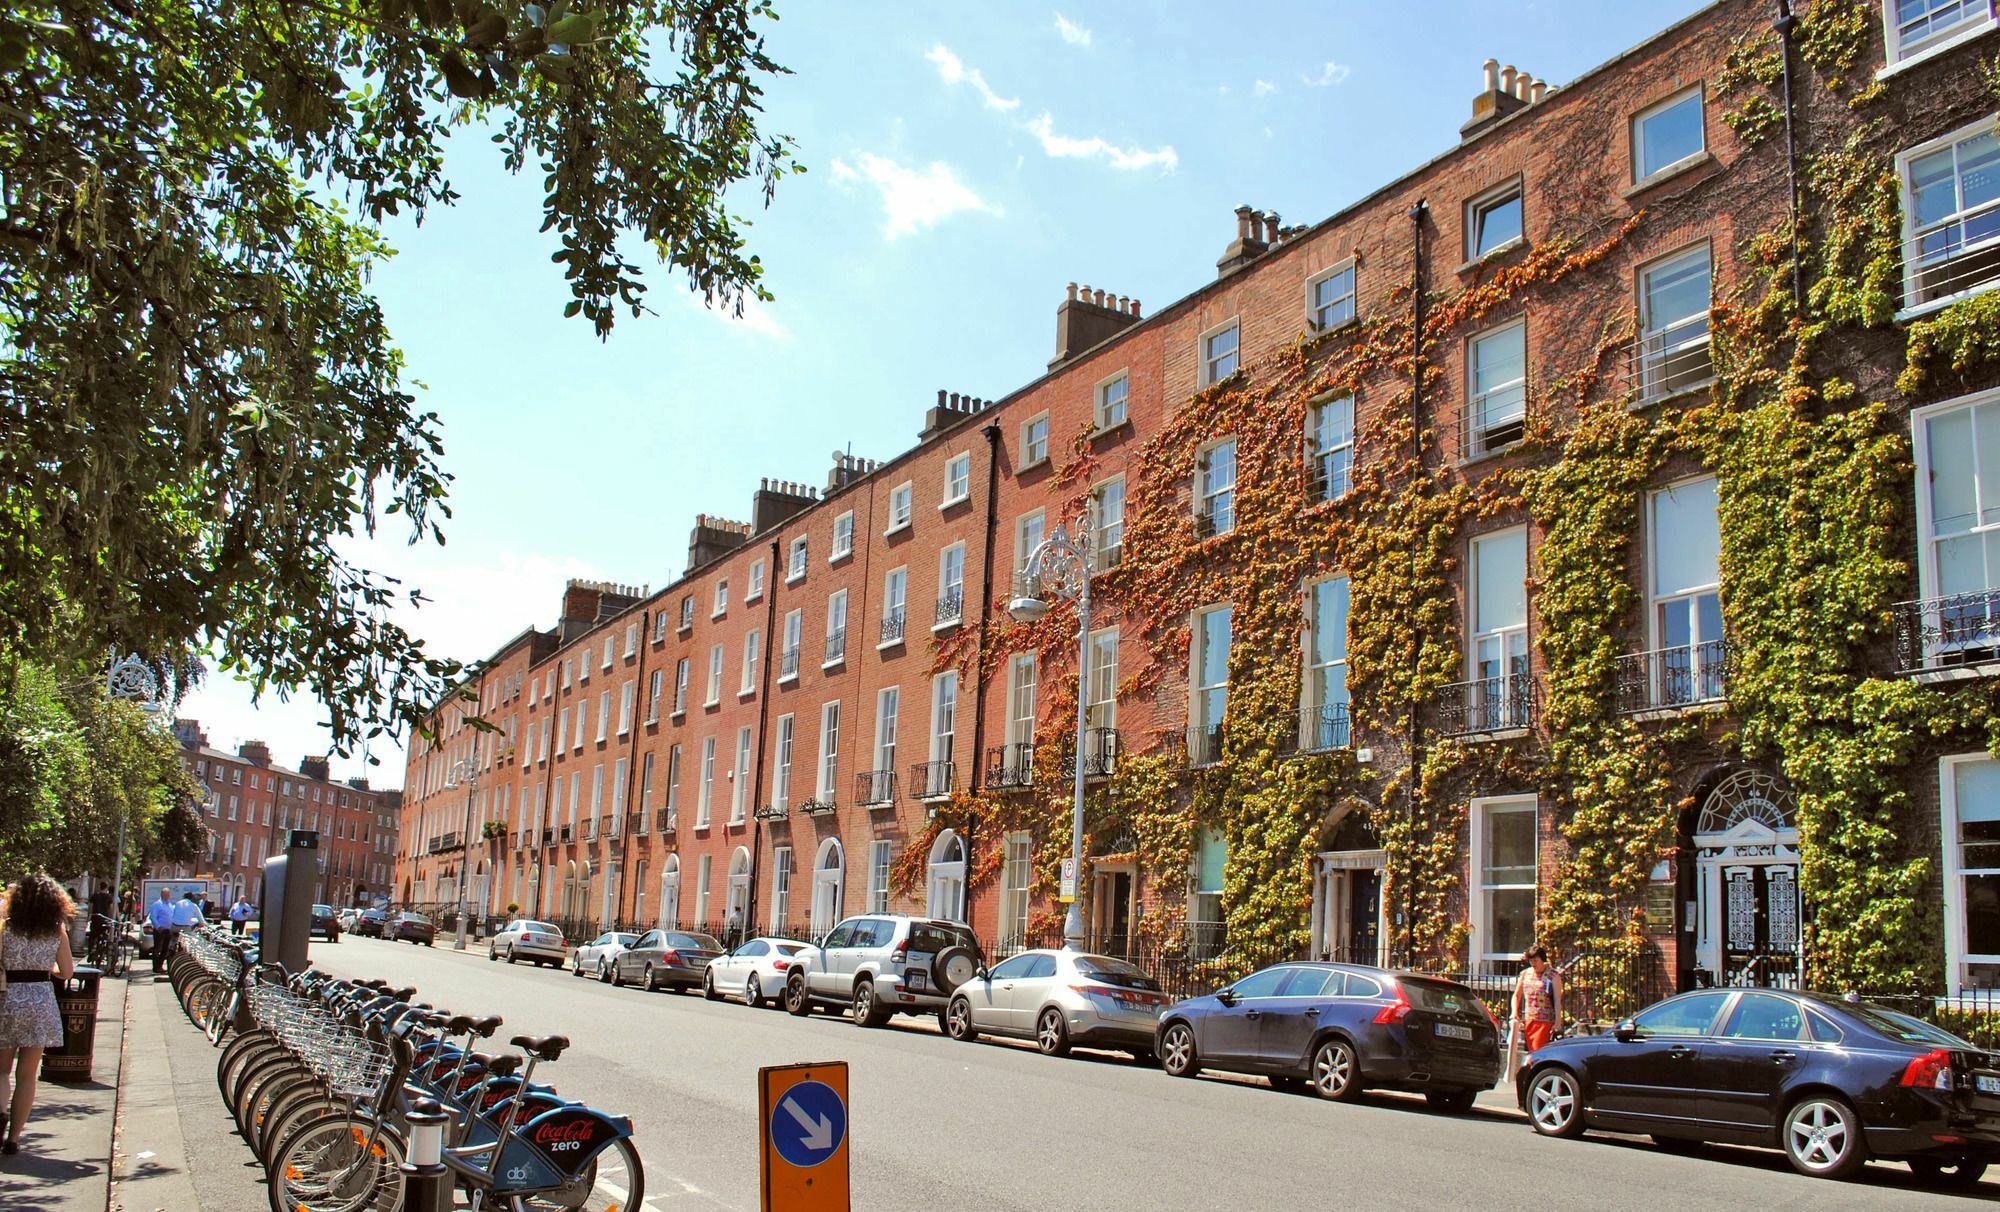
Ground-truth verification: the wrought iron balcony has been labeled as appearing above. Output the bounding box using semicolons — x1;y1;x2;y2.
1298;702;1352;752
1904;197;2000;312
779;649;800;681
559;825;574;844
426;836;441;854
911;760;956;800
540;828;555;846
584;819;597;841
934;588;964;628
1436;676;1541;737
801;796;837;817
880;609;906;645
1059;728;1120;779
1624;314;1713;405
1614;640;1729;714
1894;590;2000;677
654;809;676;834
824;629;846;664
1186;723;1225;769
603;812;617;838
856;769;897;807
985;743;1034;789
629;811;646;836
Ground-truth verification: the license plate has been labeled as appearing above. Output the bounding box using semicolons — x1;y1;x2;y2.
906;970;926;990
1436;1023;1474;1041
1977;1075;2000;1095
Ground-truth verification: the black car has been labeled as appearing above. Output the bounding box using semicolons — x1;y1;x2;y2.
390;910;436;946
611;929;724;992
1518;987;2000;1185
1156;962;1501;1111
352;908;388;938
310;903;341;942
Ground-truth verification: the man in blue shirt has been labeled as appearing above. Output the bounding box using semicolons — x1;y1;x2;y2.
146;889;176;973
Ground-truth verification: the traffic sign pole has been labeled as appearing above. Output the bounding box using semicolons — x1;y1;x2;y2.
759;1061;850;1211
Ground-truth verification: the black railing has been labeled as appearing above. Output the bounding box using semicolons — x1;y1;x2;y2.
911;760;955;800
655;809;676;834
1904;196;2000;311
1894;589;2000;675
1867;988;2000;1051
779;649;800;681
880;610;906;645
934;589;963;627
540;828;555;846
1186;723;1225;769
1624;314;1713;405
1059;728;1119;779
559;825;574;843
985;743;1034;789
800;796;837;816
856;769;896;807
1614;640;1729;713
1436;676;1541;736
824;630;846;664
1298;702;1351;752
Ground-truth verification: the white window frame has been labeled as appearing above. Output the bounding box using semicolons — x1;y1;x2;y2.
647;670;663;724
1942;751;2000;993
942;452;972;506
1469;526;1531;723
679;595;694;632
1631;86;1706;185
1090;475;1125;571
1305;262;1357;332
1015;509;1047;574
1646;475;1725;698
927;672;958;791
1469;794;1539;966
1307;394;1354;503
1303;575;1351;749
1005;654;1037;751
825;590;849;665
618;680;635;735
781;609;803;683
747;557;765;603
868;839;893;914
1196;438;1237;534
1020;413;1051;467
1095;370;1130;431
602;636;614;670
1635;244;1714;401
1881;0;1997;70
1199;318;1241;385
705;644;724;708
999;831;1034;947
623;623;637;658
936;543;966;628
697;737;716;828
831;512;855;562
731;727;752;824
817;701;841;800
673;657;689;717
773;714;795;811
881;567;908;646
1190;605;1231;757
771;845;794;931
787;537;808;583
886;482;914;534
1085;627;1119;737
1466;320;1528;458
740;628;761;696
713;579;729;619
873;687;899;778
596;690;609;742
1897;115;2000;317
1465;179;1525;261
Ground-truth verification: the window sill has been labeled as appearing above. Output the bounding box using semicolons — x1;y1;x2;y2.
1306;315;1362;340
1459;727;1531;744
1453;237;1528;276
745;593;763;607
1621;151;1717;203
738;689;756;701
1897;279;2000;323
938;495;971;512
644;715;660;728
883;522;912;538
785;573;805;587
821;655;846;671
777;673;798;688
1627;376;1716;411
828;550;853;566
1018;457;1051;474
1088;418;1134;443
1877;21;1997;80
710;612;726;622
1453;440;1524;469
677;626;693;638
1626;700;1726;723
932;618;962;634
670;709;685;722
702;698;720;710
876;637;905;653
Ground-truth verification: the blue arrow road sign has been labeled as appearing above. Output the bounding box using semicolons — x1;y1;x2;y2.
769;1079;846;1168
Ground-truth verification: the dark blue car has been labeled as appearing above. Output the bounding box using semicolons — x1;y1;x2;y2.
1155;962;1502;1111
1518;987;2000;1186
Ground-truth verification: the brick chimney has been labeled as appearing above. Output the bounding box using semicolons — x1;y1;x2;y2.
920;390;995;440
1050;284;1143;369
751;478;819;534
298;755;331;783
687;515;753;572
173;718;205;748
1462;58;1549;140
825;451;881;495
559;578;646;641
238;740;272;767
1217;205;1280;278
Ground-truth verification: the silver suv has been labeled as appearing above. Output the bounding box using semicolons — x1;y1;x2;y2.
783;915;983;1027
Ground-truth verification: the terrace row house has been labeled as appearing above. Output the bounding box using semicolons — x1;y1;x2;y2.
175;721;402;909
400;0;2000;1000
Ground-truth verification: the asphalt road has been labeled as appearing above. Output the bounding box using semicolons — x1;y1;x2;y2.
309;936;1992;1212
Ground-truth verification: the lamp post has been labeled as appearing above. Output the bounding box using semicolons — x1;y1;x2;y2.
1008;521;1092;951
442;756;481;951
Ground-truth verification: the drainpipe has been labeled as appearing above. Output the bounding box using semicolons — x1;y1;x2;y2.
1773;1;1804;315
1404;198;1429;958
746;538;783;934
966;422;1005;935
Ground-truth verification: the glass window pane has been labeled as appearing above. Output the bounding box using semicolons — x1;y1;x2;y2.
1229;967;1290;999
1638;93;1704;179
1968;873;2000;956
1475;193;1522;256
1720;992;1809;1041
1633;990;1731;1036
1311;578;1349;666
1483;804;1536;883
1196;828;1227;892
1911;145;1961;228
1280;968;1333;998
1651;477;1721;597
1643;251;1711;330
1489;888;1536;954
1199;607;1232;687
1929;408;1978;535
1473;530;1527;633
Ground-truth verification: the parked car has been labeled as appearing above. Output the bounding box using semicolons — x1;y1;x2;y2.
336;907;362;932
1519;987;2000;1185
572;931;640;981
1155;962;1501;1111
783;915;983;1026
389;910;436;946
945;949;1168;1059
489;919;567;967
612;929;724;992
310;903;342;942
352;908;388;938
703;937;809;1007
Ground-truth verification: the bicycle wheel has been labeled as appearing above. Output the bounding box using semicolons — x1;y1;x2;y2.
520;1137;646;1212
267;1114;406;1212
236;1058;308;1144
259;1092;343;1169
185;978;224;1032
219;1033;282;1107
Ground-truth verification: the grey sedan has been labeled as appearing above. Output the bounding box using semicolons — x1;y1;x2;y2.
944;950;1169;1059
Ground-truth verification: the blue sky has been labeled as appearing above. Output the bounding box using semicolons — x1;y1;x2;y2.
181;0;1707;785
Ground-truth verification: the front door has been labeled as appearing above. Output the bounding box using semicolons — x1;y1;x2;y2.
1313;855;1385;964
1091;867;1134;954
1720;864;1800;987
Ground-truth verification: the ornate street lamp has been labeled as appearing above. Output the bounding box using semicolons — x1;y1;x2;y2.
1008;521;1092;950
442;756;481;950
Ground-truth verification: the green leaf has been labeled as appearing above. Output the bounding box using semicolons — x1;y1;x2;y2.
544;13;596;44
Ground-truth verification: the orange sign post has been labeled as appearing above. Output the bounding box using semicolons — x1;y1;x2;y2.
759;1061;851;1211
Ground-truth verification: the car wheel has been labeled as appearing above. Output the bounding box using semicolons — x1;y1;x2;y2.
1425;1087;1477;1114
488;945;499;962
644;965;659;993
598;960;612;983
1159;1022;1198;1078
1783;1095;1865;1180
1910;1158;1987;1189
507;947;517;965
703;970;722;1001
785;975;812;1016
610;962;624;988
852;979;889;1028
746;974;764;1009
1035;1008;1072;1057
1310;1037;1364;1102
1526;1066;1586;1139
944;997;976;1042
572;955;584;977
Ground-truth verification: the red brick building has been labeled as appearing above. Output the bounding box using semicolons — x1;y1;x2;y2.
401;1;2000;998
176;721;402;909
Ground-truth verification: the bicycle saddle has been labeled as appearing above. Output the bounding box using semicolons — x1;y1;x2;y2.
484;1054;522;1076
509;1034;570;1061
471;1014;503;1037
445;1014;477;1034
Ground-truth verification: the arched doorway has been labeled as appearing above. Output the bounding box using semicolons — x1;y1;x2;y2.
726;847;752;935
1311;805;1385;964
927;830;966;922
660;854;681;928
811;839;845;934
1692;768;1801;987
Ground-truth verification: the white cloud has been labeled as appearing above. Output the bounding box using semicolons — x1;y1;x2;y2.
1253;79;1278;97
1301;61;1351;87
1024;113;1178;173
687;290;787;340
924;44;1019;111
830;152;1002;239
1053;13;1092;46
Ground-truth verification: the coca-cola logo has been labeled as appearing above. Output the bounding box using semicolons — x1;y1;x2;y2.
532;1119;596;1146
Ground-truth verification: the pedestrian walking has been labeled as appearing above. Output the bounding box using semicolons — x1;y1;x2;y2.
1508;946;1563;1073
146;888;176;974
170;891;204;936
0;874;77;1155
228;896;254;935
724;906;743;950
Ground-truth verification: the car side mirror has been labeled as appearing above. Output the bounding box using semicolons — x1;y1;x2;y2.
1614;1020;1639;1043
973;966;988;981
1216;989;1237;1007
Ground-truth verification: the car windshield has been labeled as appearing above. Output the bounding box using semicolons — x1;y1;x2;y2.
612;933;637;946
906;923;979;955
312;905;332;914
521;921;558;934
663;932;721;951
1074;955;1160;990
1396;976;1481;1015
1833;999;1976;1048
775;943;807;955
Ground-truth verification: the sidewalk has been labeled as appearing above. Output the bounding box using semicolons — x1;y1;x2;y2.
111;975;265;1212
0;970;124;1212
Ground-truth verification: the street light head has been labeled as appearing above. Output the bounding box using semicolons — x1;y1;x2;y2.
1007;595;1050;623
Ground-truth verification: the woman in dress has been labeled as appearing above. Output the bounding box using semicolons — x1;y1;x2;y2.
0;874;76;1154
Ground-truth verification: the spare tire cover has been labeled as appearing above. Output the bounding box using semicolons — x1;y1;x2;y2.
932;945;979;993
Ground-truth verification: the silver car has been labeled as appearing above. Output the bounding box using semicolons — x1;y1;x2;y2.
488;919;567;967
944;949;1169;1059
572;931;639;981
703;937;808;1007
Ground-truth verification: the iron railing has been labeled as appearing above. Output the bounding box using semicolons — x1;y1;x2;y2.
1894;589;2000;675
540;828;555;846
985;743;1034;789
880;610;906;645
779;649;800;681
630;812;647;837
1904;195;2000;311
1059;728;1120;779
1186;723;1225;769
1436;675;1541;736
1298;702;1351;752
1867;987;2000;1051
911;760;955;800
1614;640;1730;713
856;769;896;807
934;589;964;628
559;825;574;844
824;629;846;664
800;796;837;816
1465;381;1527;459
1624;314;1713;405
584;819;597;841
654;809;676;834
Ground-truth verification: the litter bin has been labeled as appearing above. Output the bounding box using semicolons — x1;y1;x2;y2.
41;966;102;1084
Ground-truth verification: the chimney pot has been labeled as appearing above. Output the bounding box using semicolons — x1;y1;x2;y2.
1530;79;1547;103
1513;72;1531;101
1093;288;1107;307
1483;58;1500;91
937;388;947;407
1131;299;1141;316
1066;282;1078;302
1266;211;1282;242
1235;205;1254;238
1501;65;1518;94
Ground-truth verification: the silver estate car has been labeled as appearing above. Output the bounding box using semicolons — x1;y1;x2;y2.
944;949;1169;1060
488;919;568;967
